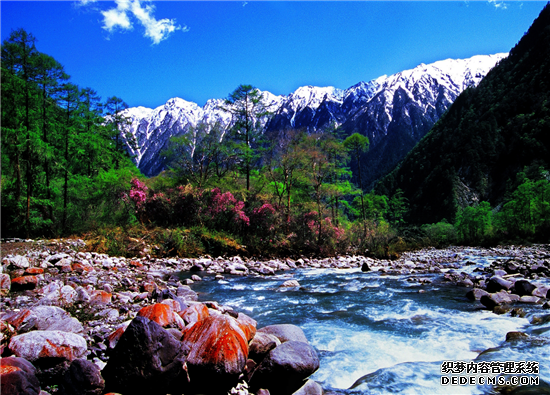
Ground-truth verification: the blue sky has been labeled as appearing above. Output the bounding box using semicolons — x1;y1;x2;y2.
1;1;547;108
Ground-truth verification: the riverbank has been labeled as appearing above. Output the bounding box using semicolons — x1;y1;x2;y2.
1;239;550;394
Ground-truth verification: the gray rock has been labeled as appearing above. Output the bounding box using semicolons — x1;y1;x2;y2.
258;324;308;344
466;288;489;301
513;279;536;296
292;379;324;395
249;332;281;363
59;359;105;395
250;341;320;395
480;291;516;310
486;276;513;293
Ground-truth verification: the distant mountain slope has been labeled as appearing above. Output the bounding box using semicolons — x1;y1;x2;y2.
121;54;506;178
375;3;550;224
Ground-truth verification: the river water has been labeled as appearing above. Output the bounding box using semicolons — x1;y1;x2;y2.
181;250;550;394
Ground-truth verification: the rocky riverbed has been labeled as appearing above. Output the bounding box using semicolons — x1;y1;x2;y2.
1;239;550;394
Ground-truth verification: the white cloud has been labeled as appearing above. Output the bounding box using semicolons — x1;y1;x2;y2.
98;0;185;44
488;0;509;10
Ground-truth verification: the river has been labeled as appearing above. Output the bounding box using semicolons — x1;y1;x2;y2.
180;249;550;394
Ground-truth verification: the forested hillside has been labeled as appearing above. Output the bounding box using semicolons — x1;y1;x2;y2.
376;3;550;234
1;29;139;238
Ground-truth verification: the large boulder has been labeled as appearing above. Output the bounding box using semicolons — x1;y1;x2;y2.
182;314;250;393
58;359;105;395
513;280;537;296
486;276;514;293
4;306;83;334
480;291;520;310
102;316;189;395
137;303;185;329
249;341;320;395
179;303;210;327
249;332;281;363
0;356;41;395
258;324;308;344
9;330;87;362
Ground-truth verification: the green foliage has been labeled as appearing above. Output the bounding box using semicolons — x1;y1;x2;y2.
494;174;550;240
1;28;139;238
376;4;550;225
456;201;492;243
421;221;458;247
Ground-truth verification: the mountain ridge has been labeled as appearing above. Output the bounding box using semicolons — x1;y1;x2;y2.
121;53;507;178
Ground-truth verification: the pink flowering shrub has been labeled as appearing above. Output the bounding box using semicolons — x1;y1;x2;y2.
203;188;250;232
129;178;148;209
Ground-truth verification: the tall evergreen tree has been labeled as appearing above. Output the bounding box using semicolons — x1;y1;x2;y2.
222;84;271;192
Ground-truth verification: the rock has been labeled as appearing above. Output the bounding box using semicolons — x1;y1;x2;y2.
280;280;300;288
5;255;31;270
0;356;41;395
58;359;105;395
510;307;526;317
182;314;249;392
191;274;202;282
493;305;511;315
137;303;185;329
11;276;39;292
180;303;210;327
506;332;529;341
513;280;536;296
465;288;489;301
504;261;520;274
161;298;183;313
480;291;516;310
249;341;320;395
292;379;324;395
89;290;112;306
235;312;257;342
486;276;513;293
532;285;550;298
9;330;87;362
519;295;541;304
1;273;11;295
102;316;189;395
176;285;199;301
249;332;281;363
258;324;308;344
361;262;371;272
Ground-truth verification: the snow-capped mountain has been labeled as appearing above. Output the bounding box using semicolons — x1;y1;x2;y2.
121;53;507;178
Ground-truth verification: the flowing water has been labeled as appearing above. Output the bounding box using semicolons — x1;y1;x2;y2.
181;250;550;394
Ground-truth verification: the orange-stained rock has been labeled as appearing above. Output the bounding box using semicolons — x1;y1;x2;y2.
182;314;249;376
9;330;87;362
3;309;33;331
71;262;94;273
90;290;112;305
1;356;41;395
106;322;131;350
161;299;182;313
11;276;38;291
0;365;20;374
137;303;184;329
1;273;11;295
179;303;209;326
130;260;144;268
24;267;44;275
141;281;157;293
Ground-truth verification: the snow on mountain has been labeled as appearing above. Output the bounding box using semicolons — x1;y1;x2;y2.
121;53;507;178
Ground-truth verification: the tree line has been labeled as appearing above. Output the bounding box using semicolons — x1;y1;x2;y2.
3;28;546;258
1;28;139;238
